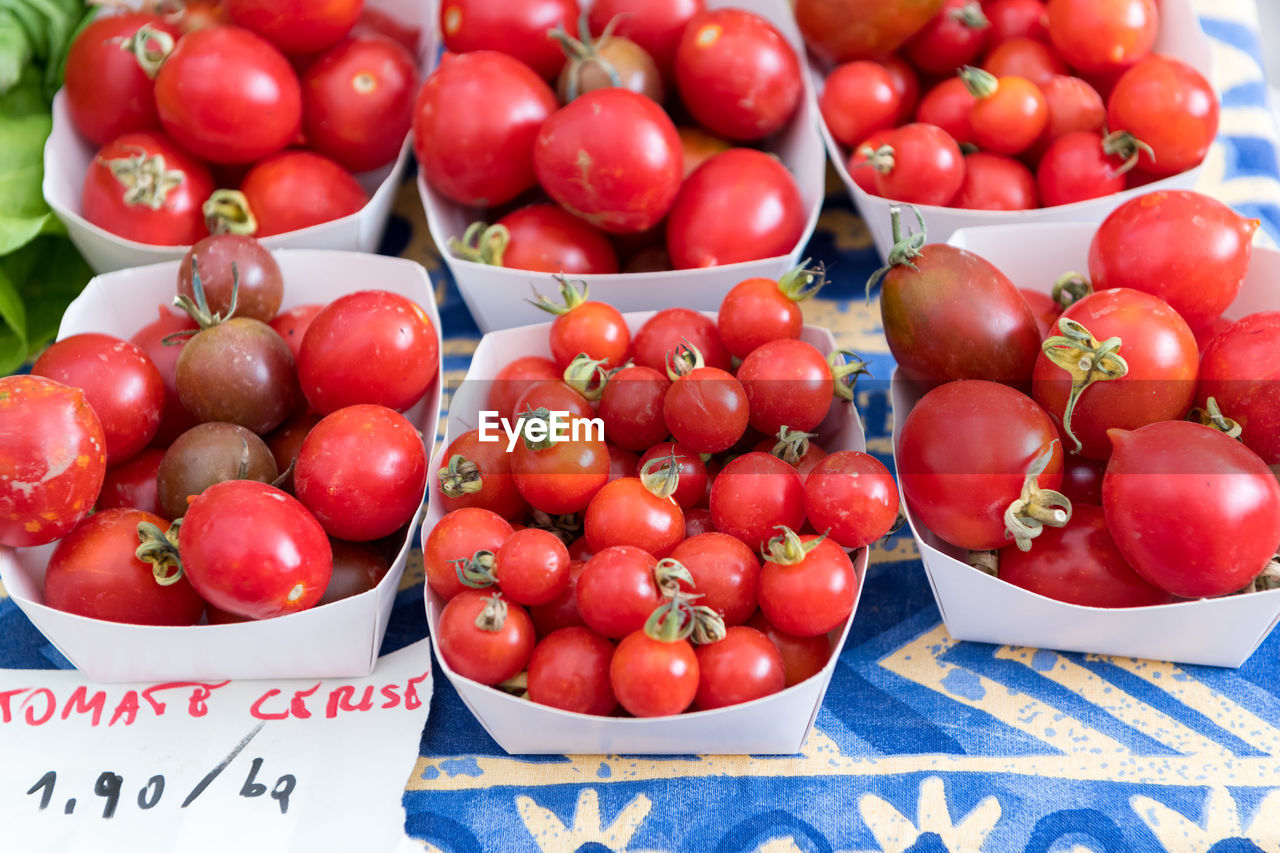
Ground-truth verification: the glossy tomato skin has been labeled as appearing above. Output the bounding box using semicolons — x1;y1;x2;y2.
610;630;699;717
871;123;965;206
96;447;165;518
1088;191;1255;330
0;376;107;548
548;300;630;371
663;367;750;454
758;535;858;637
998;504;1173;607
588;0;704;79
82;132;215;246
694;626;786;710
488;356;561;422
302;35;418;172
154;27;301;164
414;51;557;207
1037;75;1106;144
494;528;570;606
795;0;946;64
675;9;801;141
436;590;536;685
423;507;514;601
298;290;439;414
156;422;278;520
717;276;806;359
494;205;619;275
437;428;528;521
65;13;182;146
238;151;369;236
175;318;301;435
954;152;1038;211
130;306;199;447
987;0;1049;44
510;427;610;514
226;0;361;54
670;532;760;625
439;0;578;79
1103;421;1280;598
534;88;683;234
44;508;205;625
803;451;900;549
969;75;1047;156
1046;0;1157;75
913;78;976;146
32;333;165;465
737;339;834;436
709;452;806;552
584;477;684;558
179;234;285;324
747;612;830;687
319;539;391;605
897;380;1064;551
598;365;670;451
575;545;662;639
981;36;1066;86
527;626;617;715
179;480;333;619
1032;288;1199;460
667;149;806;268
638;443;708;510
903;0;991;75
880;243;1042;387
1107;55;1218;177
1061;452;1106;505
1036;131;1127;206
512;381;594;422
632;309;733;373
1196;312;1280;465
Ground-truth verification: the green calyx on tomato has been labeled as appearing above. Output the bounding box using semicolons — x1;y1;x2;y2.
639;452;683;500
829;349;871;401
866;205;926;295
563;353;610;401
652;557;694;595
472;593;510;632
958;65;998;100
664;339;705;380
102;145;186;210
203;188;259;236
527;508;582;544
514;406;557;451
170;255;239;333
453;549;499;590
762;526;826;566
950;2;989;30
1040;318;1130;454
122;24;176;79
446;220;510;266
135;519;186;587
1002;446;1072;552
529;275;590;316
1100;130;1155;177
768;427;817;467
1187;397;1243;440
548;14;623;102
777;258;828;303
1052;272;1093;310
643;592;726;645
438;454;484;498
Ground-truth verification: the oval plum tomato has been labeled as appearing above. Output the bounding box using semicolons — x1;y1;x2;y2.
1196;313;1280;465
130;306;198;446
675;8;801;141
44;508;204;625
268;305;322;362
527;626;617;714
301;35;418;173
632;308;732;373
758;529;858;637
0;376;106;548
588;0;704;79
998;504;1173;607
414;51;557;207
979;36;1066;86
512;380;594;422
153;26;300;164
599;366;670;451
1106;55;1217;177
803;451;900;549
638;443;708;510
575;545;665;639
865;123;965;206
694;625;785;710
488;356;561;422
1088;191;1254;331
463;205;619;275
718;264;824;360
437;428;528;520
178;234;284;323
747;612;830;687
670;532;760;625
1032;288;1199;459
903;0;991;76
175;316;300;435
424;507;514;601
897;379;1067;551
1103;421;1280;598
584;472;685;558
610;626;698;717
819;61;902;149
1047;0;1156;75
82;132;214;246
226;0;361;54
439;0;578;79
1036;131;1127;206
64;13;182;146
913;78;976;146
529;560;588;635
534;87;683;234
96;447;165;517
663;365;749;454
436;590;536;685
962;68;1047;156
155;422;278;520
666;148;807;268
490;528;570;606
230;151;369;237
794;0;946;65
32;333;165;464
736;339;834;436
954;152;1037;210
179;480;332;619
986;0;1049;44
294;405;427;541
1038;75;1106;144
709;452;806;551
875;208;1042;386
298;290;439;414
532;278;630;371
510;418;609;514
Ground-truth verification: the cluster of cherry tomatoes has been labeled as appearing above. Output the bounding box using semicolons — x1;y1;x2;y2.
424;266;900;717
68;0;418;246
0;234;441;627
415;0;809;276
882;189;1280;607
817;0;1218;210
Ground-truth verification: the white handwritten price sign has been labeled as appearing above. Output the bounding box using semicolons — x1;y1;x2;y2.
0;639;433;852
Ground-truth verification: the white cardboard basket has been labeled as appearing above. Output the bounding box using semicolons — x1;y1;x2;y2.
887;221;1280;668
813;0;1215;261
42;0;437;274
423;313;866;753
418;0;827;333
0;250;443;682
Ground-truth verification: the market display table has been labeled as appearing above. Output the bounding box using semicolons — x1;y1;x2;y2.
6;2;1280;850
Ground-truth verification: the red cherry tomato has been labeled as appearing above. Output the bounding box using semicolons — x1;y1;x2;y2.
235;151;369;237
575;545;664;639
637;443;708;510
588;0;704;79
82;132;214;246
1195;313;1280;465
669;532;760;625
437;590;536;685
1106;55;1218;177
269;304;324;362
424;507;514;601
1036;131;1126;206
485;205;620;275
437;428;528;521
804;451;900;549
914;79;977;146
598;366;670;451
980;36;1065;86
758;531;858;638
632;309;732;373
663;366;749;454
537;281;631;371
717;265;819;360
709;452;806;552
96;448;165;518
736;338;834;436
903;0;992;75
694;626;786;710
488;356;562;423
954;152;1037;210
529;560;589;636
527;626;617;715
748;612;831;687
1038;75;1106;143
867;123;965;206
610;628;699;717
494;528;570;606
510;422;610;514
1047;0;1157;75
584;476;684;558
819;61;902;149
966;71;1047;156
986;0;1049;44
882;55;922;123
226;0;361;54
439;0;579;79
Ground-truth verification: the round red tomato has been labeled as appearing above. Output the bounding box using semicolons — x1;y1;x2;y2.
709;452;806;552
758;530;858;637
229;151;368;237
1103;421;1280;598
632;308;733;373
437;428;528;520
527;626;617;715
637;442;708;510
584;476;685;558
488;356;562;422
794;0;947;65
610;627;699;717
436;590;536;685
964;70;1047;156
575;545;665;639
820;61;902;149
82;132;214;246
179;480;333;619
268;304;323;362
954;152;1037;210
1036;131;1127;206
0;376;107;548
1046;0;1156;75
669;532;760;625
1195;312;1280;465
153;26;301;164
414;51;558;207
903;0;991;75
424;507;514;601
534;279;631;371
96;447;165;518
748;611;831;687
986;0;1049;44
510;422;610;514
663;366;749;454
493;528;570;606
534;87;683;234
980;35;1066;86
737;338;834;436
439;0;578;79
44;508;205;625
1106;55;1217;177
913;78;976;146
666;148;806;269
803;451;900;550
694;626;785;710
598;365;670;451
1038;75;1106;144
226;0;361;54
511;380;594;422
867;123;965;206
717;264;822;359
483;205;619;275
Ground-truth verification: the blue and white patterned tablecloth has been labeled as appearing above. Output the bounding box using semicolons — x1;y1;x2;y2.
8;2;1280;850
